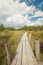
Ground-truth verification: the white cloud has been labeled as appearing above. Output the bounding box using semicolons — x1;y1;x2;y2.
0;0;43;28
4;14;31;28
0;0;35;15
28;10;43;19
0;0;36;28
30;18;43;26
35;10;43;17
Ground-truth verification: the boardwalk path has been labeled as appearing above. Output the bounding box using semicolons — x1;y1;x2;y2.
11;32;38;65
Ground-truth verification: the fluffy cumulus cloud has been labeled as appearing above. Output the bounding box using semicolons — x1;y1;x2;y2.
4;14;31;28
0;0;43;28
35;10;43;17
29;10;43;19
0;0;35;15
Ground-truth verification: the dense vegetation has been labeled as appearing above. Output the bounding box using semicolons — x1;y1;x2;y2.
18;25;43;31
0;24;24;65
27;31;43;61
0;24;43;65
18;25;43;61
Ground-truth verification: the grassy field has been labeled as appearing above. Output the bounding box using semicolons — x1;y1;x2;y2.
0;27;43;65
0;29;24;65
27;30;43;62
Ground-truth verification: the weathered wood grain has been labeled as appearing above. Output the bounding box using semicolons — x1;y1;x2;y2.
11;32;38;65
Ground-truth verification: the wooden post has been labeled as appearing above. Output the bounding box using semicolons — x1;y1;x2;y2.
35;39;40;61
4;43;11;65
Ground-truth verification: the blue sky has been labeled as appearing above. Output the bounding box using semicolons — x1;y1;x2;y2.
20;0;43;10
0;0;43;28
20;0;43;21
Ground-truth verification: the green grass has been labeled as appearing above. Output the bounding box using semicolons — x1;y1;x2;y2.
0;28;43;64
27;30;43;62
0;29;24;65
40;53;43;61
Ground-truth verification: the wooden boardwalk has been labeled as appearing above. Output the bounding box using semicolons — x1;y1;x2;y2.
11;32;38;65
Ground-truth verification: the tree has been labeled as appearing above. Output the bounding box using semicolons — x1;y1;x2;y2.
0;24;4;31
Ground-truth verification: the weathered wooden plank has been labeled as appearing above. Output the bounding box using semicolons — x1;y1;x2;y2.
11;33;23;65
21;32;28;65
35;40;40;61
22;41;28;65
11;32;39;65
16;42;22;65
26;36;38;65
4;43;11;65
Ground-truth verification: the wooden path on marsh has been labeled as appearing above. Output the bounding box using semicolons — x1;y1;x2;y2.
11;32;38;65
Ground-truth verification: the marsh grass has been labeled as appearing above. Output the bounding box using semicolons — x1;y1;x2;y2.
27;30;43;62
0;29;24;65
